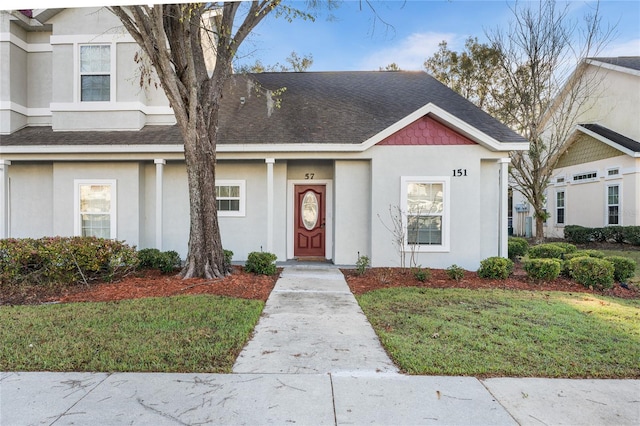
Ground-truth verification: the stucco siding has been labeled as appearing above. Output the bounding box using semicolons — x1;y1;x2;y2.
479;159;500;259
53;111;146;131
9;43;27;106
544;154;639;237
48;8;122;36
51;162;141;247
334;160;371;265
369;145;494;270
51;44;73;104
218;161;270;261
158;162;189;256
27;51;52;110
8;163;54;238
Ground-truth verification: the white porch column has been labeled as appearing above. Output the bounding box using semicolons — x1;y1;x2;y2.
266;158;275;253
498;157;511;258
154;159;166;250
0;160;10;238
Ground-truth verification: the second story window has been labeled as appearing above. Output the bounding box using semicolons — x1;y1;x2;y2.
80;45;111;102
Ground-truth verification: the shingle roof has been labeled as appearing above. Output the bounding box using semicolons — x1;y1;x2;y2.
1;71;527;147
589;57;640;72
579;123;640;153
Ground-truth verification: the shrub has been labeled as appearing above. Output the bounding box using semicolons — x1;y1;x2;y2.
604;256;637;283
508;237;529;260
413;267;431;282
446;264;465;281
138;248;162;269
0;237;138;287
567;256;614;290
523;258;562;282
245;251;278;276
223;249;234;270
564;225;592;244
547;242;577;254
621;226;640;246
355;254;370;276
477;257;513;280
137;248;181;273
564;225;640;246
527;243;567;260
564;250;604;261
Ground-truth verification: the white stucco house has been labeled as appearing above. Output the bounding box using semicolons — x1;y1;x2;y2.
0;7;528;270
511;57;640;238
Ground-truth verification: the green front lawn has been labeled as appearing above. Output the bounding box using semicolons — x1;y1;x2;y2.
0;295;263;373
357;288;640;378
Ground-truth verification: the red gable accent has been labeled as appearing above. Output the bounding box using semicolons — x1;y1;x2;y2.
378;116;477;146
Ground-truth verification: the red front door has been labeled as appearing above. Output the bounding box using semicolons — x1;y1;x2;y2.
294;184;326;258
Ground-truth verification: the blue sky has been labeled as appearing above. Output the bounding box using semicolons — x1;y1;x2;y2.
5;1;639;71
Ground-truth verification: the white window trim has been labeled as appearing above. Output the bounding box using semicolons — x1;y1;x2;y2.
555;190;566;226
75;43;116;103
605;166;622;181
74;179;117;239
400;176;450;252
554;175;567;186
605;183;622;226
216;180;246;217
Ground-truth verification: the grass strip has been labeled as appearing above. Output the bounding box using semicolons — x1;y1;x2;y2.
357;288;640;378
0;295;263;373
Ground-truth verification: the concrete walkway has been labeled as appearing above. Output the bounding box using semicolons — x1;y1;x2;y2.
1;264;639;425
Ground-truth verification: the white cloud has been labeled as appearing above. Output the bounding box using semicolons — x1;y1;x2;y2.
359;32;458;71
605;38;640;57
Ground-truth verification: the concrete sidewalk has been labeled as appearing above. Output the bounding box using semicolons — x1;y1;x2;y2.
1;264;639;425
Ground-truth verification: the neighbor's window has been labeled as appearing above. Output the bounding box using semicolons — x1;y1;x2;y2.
75;180;116;239
80;45;111;101
216;180;245;217
556;191;565;225
401;177;450;251
607;185;620;225
572;171;598;183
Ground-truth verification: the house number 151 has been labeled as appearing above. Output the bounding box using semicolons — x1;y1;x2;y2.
452;169;468;177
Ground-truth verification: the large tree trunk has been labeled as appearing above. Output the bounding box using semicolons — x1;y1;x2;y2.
179;105;228;279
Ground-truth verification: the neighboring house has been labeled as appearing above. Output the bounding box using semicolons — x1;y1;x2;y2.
0;8;528;270
512;57;640;238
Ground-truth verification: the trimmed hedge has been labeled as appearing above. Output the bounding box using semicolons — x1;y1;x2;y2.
563;250;604;261
0;237;138;287
566;256;615;290
478;257;513;280
523;258;562;282
245;251;278;276
564;225;640;246
527;243;567;260
138;248;181;273
604;256;637;283
508;237;529;260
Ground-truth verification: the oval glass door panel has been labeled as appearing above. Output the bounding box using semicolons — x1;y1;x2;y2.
302;191;319;230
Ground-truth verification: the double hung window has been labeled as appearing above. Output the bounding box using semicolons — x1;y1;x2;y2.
401;177;450;251
556;191;565;225
80;45;111;102
75;180;116;239
607;185;620;225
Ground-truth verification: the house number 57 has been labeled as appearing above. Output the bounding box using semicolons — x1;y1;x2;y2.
305;173;315;180
452;169;468;177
